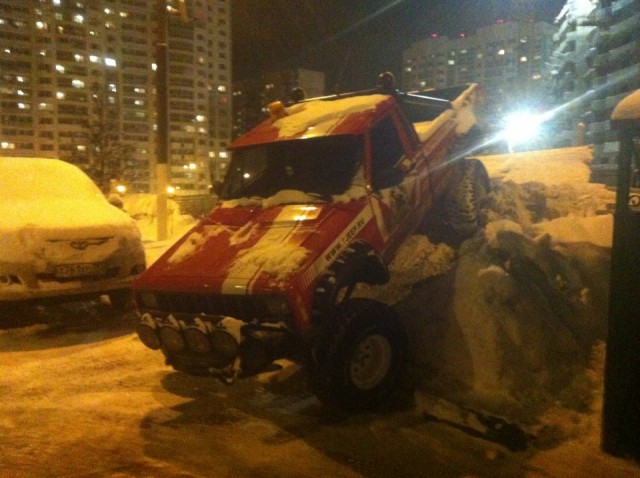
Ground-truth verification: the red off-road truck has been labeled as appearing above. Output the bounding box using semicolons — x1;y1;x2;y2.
134;75;488;410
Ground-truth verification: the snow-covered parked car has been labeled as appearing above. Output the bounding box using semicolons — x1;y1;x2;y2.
0;157;146;310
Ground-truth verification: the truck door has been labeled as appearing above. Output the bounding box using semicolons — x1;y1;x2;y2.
368;114;418;244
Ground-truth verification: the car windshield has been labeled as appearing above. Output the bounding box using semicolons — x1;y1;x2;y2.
221;135;363;201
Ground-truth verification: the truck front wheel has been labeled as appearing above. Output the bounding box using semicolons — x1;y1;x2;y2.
309;298;407;411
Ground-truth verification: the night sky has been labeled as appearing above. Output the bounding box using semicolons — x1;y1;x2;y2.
232;0;566;91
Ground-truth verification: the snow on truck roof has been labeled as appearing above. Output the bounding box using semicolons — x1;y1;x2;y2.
231;94;393;148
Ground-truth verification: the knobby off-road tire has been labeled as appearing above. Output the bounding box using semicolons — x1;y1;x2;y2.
309;298;407;412
444;158;490;238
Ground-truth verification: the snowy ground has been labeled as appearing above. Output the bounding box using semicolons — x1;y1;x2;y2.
1;146;639;477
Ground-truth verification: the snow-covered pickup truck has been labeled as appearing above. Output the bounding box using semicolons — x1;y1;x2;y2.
134;74;489;410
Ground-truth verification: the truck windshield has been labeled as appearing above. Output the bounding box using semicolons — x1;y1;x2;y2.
221;135;363;200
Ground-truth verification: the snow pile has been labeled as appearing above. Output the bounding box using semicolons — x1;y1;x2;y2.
384;146;615;429
121;193;196;243
355;235;455;304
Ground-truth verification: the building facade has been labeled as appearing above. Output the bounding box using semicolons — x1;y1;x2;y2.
0;0;231;195
550;0;640;182
402;21;556;136
232;68;325;140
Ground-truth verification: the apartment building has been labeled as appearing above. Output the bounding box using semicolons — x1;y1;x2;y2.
0;0;231;195
232;68;325;140
550;0;640;183
402;21;556;133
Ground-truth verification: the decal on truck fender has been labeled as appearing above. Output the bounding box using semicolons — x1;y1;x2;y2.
300;205;374;289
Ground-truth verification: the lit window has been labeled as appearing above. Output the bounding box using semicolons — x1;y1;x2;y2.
447;60;455;65
520;56;528;62
36;21;46;29
74;54;84;62
498;49;505;56
53;0;61;5
55;64;65;73
532;73;542;80
134;87;146;94
89;55;99;63
134;100;144;106
73;14;84;23
17;90;25;96
17;76;24;82
104;57;117;67
77;145;86;151
72;79;84;88
39;50;47;56
195;115;205;122
108;83;117;92
4;48;10;54
217;85;227;93
151;63;157;71
56;91;65;99
18;103;28;109
104;8;111;14
119;11;128;18
219;152;228;158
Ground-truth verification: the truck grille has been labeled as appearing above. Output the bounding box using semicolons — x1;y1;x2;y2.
140;292;271;322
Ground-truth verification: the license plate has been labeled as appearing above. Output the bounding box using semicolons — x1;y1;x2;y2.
55;263;98;279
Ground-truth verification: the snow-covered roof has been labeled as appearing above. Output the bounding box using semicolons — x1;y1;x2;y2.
611;89;640;121
0;156;132;232
231;94;391;148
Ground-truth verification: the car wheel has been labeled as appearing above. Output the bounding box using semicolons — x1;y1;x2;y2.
445;158;490;238
309;298;407;412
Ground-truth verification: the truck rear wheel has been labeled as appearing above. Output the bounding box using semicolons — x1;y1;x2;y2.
445;158;490;238
309;298;407;411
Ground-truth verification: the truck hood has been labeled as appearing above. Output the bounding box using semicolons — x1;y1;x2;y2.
136;201;366;294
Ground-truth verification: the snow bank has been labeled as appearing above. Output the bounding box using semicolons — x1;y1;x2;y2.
478;146;594;186
121;193;196;243
374;147;615;427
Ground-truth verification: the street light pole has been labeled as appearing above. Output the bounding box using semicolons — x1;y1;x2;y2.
155;0;169;241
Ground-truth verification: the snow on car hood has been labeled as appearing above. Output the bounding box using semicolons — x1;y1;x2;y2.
1;198;140;263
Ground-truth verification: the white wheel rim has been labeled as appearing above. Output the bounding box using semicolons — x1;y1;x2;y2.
349;334;392;390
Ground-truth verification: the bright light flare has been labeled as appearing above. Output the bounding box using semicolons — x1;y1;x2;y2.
501;111;553;151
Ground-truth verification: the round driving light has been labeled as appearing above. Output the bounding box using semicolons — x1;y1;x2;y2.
184;327;211;354
209;330;239;367
136;323;161;350
159;326;185;352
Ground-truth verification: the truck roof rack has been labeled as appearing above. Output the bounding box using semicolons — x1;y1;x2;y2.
288;71;462;123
